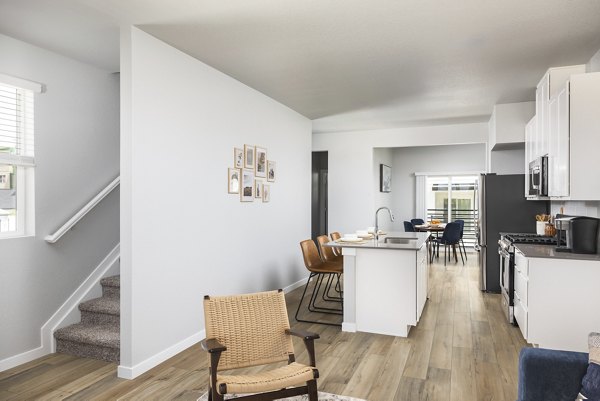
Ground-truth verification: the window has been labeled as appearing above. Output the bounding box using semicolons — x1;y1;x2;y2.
0;74;39;238
425;175;479;246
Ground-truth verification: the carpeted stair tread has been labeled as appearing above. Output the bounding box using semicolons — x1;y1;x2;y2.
100;275;120;288
79;297;120;316
55;323;119;349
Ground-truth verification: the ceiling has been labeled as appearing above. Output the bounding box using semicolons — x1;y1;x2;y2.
1;0;600;133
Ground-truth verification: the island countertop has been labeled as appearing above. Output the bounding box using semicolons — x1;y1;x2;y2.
324;231;429;250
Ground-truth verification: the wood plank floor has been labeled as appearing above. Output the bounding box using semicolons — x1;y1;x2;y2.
0;251;528;400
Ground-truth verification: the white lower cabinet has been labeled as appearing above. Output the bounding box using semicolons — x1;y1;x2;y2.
513;247;600;352
416;244;428;322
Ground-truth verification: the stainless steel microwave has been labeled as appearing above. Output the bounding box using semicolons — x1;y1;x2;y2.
528;156;548;197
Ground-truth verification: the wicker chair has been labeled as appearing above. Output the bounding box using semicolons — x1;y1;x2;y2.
201;290;320;401
296;239;343;326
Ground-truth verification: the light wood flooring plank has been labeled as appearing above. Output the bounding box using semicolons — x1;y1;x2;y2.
0;251;523;401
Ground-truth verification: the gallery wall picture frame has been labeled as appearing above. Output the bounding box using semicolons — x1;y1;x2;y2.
234;148;244;169
0;172;10;189
267;160;276;182
228;168;240;194
262;184;270;203
380;164;391;193
254;180;262;198
241;169;255;202
244;145;255;169
255;146;267;178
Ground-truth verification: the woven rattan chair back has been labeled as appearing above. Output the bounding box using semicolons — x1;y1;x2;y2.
203;290;294;371
316;235;338;263
300;240;324;271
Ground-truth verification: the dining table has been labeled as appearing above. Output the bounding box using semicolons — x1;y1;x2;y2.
414;223;446;261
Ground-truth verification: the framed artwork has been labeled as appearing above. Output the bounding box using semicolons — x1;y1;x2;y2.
255;180;262;198
0;171;11;190
228;168;240;194
262;184;270;203
241;169;255;202
380;164;391;193
244;145;255;169
267;160;276;182
234;148;243;169
255;147;267;178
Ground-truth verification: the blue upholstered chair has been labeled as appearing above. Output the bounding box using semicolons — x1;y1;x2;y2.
454;219;468;261
518;347;588;401
403;221;415;232
411;218;425;227
433;222;463;266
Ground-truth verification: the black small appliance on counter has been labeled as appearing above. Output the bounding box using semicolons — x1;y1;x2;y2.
555;215;600;254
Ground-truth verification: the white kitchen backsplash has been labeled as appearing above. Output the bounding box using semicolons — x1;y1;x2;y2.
551;200;600;218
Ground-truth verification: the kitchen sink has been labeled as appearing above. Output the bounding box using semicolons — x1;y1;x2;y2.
383;237;417;244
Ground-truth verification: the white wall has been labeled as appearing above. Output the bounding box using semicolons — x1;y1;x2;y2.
119;27;311;378
390;144;486;229
312;123;487;234
373;148;394;232
587;48;600;72
489;148;525;175
0;34;120;363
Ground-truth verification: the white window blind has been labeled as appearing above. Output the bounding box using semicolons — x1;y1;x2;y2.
0;82;35;166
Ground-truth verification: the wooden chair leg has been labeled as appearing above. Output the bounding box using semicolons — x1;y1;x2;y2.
307;379;318;401
462;239;468;260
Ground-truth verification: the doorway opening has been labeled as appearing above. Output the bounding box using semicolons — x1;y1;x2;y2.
311;152;328;241
426;175;479;247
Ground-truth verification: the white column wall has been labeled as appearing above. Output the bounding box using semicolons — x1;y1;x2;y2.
120;27;311;378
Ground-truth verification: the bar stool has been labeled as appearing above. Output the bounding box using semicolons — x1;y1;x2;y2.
329;231;342;256
296;239;343;327
316;235;343;303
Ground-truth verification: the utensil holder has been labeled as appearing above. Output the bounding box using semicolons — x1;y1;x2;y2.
536;221;547;235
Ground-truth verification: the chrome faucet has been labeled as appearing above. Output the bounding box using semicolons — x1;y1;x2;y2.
375;207;395;240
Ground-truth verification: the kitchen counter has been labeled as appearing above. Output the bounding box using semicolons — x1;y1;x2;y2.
515;244;600;261
324;231;429;250
326;231;430;337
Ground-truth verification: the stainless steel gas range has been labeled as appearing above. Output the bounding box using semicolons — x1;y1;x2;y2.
498;233;562;324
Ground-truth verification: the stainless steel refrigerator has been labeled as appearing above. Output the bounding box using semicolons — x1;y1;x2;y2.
476;174;549;292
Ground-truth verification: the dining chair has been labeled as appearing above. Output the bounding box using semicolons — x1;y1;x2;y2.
411;218;425;226
316;235;343;303
454;219;468;260
433;222;464;266
296;239;343;326
404;221;415;232
201;290;319;401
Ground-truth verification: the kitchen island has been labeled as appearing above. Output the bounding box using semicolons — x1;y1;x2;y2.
325;232;430;337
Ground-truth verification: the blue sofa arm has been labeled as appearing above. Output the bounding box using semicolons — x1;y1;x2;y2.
518;347;588;401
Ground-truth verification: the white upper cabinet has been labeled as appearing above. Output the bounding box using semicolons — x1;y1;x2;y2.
548;86;570;197
525;116;536;197
569;72;600;200
534;65;586;160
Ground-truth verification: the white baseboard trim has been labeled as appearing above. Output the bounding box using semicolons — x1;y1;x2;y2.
342;322;357;332
282;277;308;294
0;346;47;373
42;244;121;353
118;329;205;380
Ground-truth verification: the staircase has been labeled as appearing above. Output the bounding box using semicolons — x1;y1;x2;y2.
54;275;120;363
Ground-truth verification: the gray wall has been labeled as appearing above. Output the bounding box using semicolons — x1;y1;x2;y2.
0;34;120;361
490;148;525;175
587;48;600;72
390;144;486;230
373;148;394;232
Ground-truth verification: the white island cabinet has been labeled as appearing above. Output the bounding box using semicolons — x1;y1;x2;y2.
514;245;600;352
327;232;429;337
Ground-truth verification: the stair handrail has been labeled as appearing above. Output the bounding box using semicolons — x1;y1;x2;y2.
45;175;120;244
